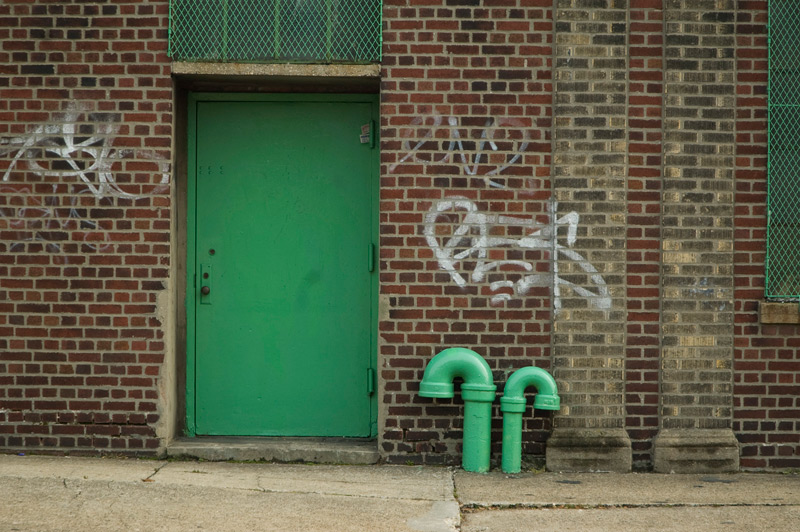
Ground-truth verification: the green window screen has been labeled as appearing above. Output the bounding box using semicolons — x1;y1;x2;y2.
169;0;381;63
768;1;800;298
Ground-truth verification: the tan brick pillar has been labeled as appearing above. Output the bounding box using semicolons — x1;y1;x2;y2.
653;0;739;473
546;1;631;472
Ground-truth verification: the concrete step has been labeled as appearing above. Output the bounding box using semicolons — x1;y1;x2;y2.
167;437;380;465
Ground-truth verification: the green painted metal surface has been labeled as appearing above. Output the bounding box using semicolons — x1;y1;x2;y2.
169;0;382;64
499;366;560;474
768;1;800;298
419;348;496;473
188;94;377;437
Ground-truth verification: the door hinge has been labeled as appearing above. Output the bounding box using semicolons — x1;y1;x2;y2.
367;368;375;396
368;242;375;272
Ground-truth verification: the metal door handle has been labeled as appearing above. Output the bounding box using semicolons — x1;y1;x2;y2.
200;264;212;304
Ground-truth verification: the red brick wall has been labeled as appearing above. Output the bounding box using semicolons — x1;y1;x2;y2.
734;0;800;470
0;0;172;453
625;1;663;468
380;0;555;464
379;0;798;470
1;0;797;471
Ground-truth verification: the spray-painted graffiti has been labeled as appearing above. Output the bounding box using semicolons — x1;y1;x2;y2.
1;106;169;199
0;184;111;253
424;198;610;311
393;113;610;312
389;114;530;189
1;105;170;253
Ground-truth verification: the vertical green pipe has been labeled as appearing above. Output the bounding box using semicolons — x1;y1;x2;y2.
419;348;496;473
500;398;526;474
461;385;496;473
500;366;560;474
501;413;524;473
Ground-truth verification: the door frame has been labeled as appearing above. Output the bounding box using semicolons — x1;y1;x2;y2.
184;92;379;437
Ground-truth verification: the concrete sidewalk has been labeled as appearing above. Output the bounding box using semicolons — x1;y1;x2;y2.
0;454;798;531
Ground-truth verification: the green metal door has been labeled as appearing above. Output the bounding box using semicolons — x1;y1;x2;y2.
187;94;377;437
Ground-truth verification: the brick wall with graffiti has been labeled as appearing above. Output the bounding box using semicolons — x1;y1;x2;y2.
0;1;172;453
379;0;557;463
1;0;797;471
379;0;798;471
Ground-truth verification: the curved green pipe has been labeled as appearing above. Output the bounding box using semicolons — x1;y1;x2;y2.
500;366;560;474
419;348;496;473
419;347;494;397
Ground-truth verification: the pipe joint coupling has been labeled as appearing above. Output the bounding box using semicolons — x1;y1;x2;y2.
500;396;527;413
461;383;497;403
533;394;560;410
419;381;454;398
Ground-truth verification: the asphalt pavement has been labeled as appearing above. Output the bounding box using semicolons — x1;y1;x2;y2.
1;453;798;531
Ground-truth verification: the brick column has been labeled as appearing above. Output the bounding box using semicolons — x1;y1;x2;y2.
653;0;739;473
625;0;664;470
733;0;780;471
546;0;631;472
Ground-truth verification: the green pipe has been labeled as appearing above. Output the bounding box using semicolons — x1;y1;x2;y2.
419;348;496;473
500;366;560;474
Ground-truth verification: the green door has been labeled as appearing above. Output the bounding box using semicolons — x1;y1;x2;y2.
188;94;377;437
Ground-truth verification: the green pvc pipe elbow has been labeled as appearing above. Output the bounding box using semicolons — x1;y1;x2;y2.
419;348;496;473
500;366;560;474
419;347;494;398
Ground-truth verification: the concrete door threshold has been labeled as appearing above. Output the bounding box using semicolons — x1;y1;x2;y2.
167;437;380;465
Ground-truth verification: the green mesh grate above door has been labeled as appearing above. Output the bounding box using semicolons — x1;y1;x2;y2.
169;0;381;63
768;1;800;298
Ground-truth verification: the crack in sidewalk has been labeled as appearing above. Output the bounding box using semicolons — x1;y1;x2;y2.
142;461;169;482
459;501;800;514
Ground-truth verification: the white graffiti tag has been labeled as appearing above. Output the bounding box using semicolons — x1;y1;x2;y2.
389;114;530;188
1;107;169;200
0;184;112;253
424;198;611;312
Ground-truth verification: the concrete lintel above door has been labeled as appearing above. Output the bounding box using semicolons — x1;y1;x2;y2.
173;63;380;93
173;62;379;78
